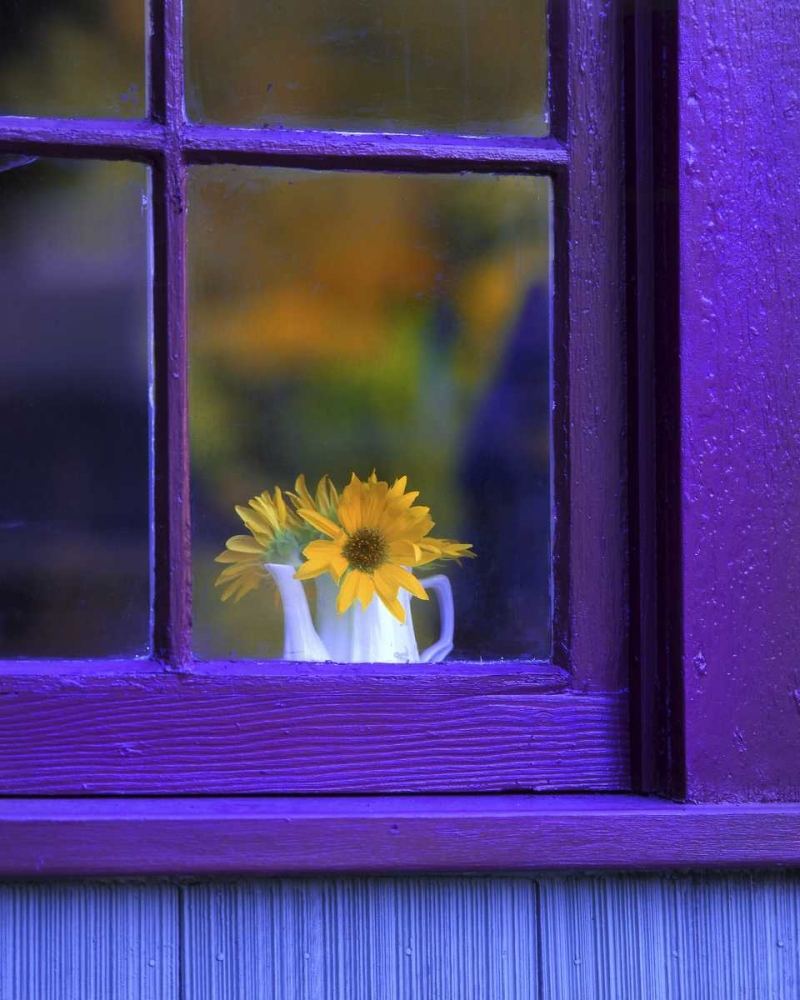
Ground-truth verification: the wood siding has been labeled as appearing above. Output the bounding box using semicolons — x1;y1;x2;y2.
1;874;798;998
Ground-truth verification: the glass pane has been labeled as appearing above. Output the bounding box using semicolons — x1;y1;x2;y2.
190;167;550;662
0;0;144;118
187;0;547;135
0;158;149;658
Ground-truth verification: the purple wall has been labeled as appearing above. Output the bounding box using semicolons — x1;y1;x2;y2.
679;0;800;800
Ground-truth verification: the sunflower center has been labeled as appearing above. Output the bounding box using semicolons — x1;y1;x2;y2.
342;527;388;573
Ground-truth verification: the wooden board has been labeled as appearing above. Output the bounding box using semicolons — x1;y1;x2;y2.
1;875;799;999
0;882;179;1000
677;0;800;800
0;670;627;794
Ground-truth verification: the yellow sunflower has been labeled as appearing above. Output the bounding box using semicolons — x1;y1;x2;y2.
294;472;467;622
416;537;476;568
286;472;339;523
214;485;303;602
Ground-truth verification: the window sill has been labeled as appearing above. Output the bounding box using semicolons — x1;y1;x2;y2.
2;795;798;877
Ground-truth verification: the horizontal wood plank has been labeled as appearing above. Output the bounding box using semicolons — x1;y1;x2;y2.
2;796;800;877
0;668;626;794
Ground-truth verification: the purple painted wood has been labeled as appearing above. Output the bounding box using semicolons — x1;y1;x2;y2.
651;3;686;800
0;0;634;813
150;154;190;665
0;116;567;172
2;795;800;876
0;118;164;158
183;128;568;172
626;2;682;797
149;0;191;665
678;1;800;800
0;667;627;793
625;2;657;793
552;0;628;691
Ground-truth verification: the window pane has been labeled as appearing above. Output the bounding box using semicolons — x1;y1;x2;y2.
187;0;547;135
0;159;150;658
190;167;550;662
0;0;143;118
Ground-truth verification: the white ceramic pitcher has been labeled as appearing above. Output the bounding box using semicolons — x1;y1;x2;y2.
265;563;454;664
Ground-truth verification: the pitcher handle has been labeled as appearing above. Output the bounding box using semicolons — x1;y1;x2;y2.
418;574;454;664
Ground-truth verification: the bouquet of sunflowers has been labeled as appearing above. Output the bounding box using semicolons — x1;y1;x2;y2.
216;472;473;625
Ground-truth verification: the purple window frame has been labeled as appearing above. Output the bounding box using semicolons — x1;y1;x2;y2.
1;0;799;876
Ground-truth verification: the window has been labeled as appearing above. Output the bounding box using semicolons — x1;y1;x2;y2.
3;1;797;873
0;0;628;800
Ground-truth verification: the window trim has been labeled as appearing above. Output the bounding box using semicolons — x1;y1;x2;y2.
1;0;799;870
2;795;800;877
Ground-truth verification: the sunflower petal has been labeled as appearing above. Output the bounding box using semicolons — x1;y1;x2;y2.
290;473;314;510
294;560;327;581
338;495;360;534
373;569;406;623
379;563;429;601
232;575;260;602
215;563;256;585
303;538;342;558
354;572;375;609
388;475;408;497
225;535;266;553
274;487;288;526
297;508;341;538
388;539;422;565
215;549;250;564
337;569;361;615
327;553;349;583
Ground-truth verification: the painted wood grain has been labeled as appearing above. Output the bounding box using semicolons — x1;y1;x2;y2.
678;1;800;799
181;878;539;1000
539;873;800;999
3;797;800;877
0;673;627;793
0;882;179;1000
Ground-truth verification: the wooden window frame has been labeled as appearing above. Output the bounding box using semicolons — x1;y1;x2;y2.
1;0;799;876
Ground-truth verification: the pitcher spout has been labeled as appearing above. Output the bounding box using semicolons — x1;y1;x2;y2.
265;563;330;662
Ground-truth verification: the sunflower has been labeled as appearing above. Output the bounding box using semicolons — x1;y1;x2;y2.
286;472;339;523
294;472;471;623
214;485;305;602
416;537;476;569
